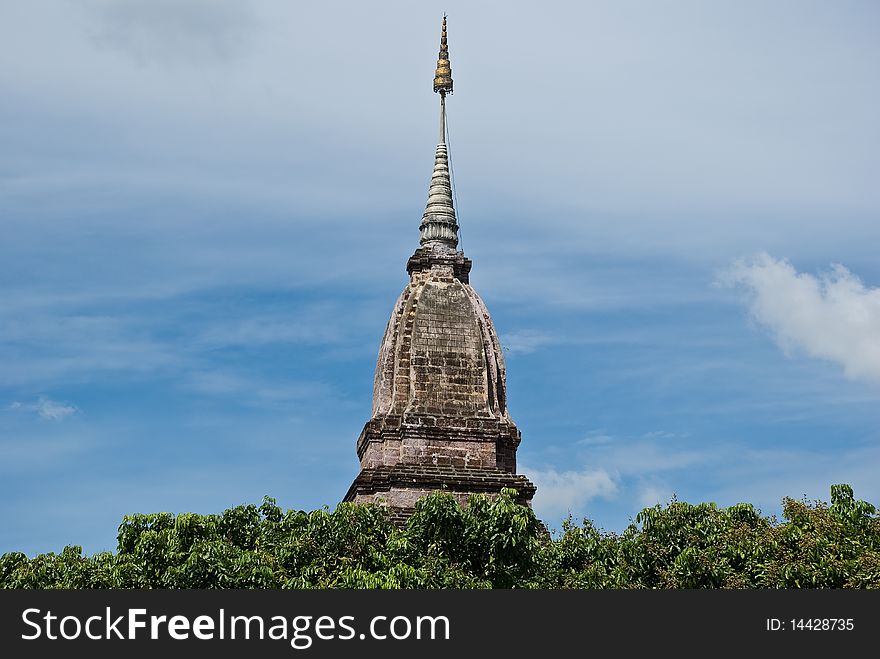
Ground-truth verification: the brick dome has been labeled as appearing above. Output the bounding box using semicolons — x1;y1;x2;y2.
371;246;509;422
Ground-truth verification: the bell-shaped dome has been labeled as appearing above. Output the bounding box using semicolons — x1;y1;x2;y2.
371;248;508;422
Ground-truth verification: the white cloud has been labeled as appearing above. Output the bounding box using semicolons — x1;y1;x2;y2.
524;465;618;520
722;253;880;382
524;433;880;531
10;396;79;421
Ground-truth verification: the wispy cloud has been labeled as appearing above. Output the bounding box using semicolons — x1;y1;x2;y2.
86;0;257;65
523;464;618;521
0;311;179;388
636;480;674;508
10;396;79;421
190;302;371;350
185;370;335;410
576;430;616;447
500;329;557;354
722;253;880;382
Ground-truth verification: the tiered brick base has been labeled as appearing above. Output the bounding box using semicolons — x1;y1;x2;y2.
344;464;537;524
356;414;520;472
344;414;536;522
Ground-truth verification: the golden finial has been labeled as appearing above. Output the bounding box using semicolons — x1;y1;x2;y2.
433;15;453;95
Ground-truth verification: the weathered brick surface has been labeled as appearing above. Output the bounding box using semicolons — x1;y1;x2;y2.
372;249;507;421
357;414;520;472
345;245;536;518
345;464;537;508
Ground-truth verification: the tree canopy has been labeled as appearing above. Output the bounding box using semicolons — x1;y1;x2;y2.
3;484;878;588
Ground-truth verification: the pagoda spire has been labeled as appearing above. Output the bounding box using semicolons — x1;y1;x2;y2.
419;15;458;251
433;14;453;96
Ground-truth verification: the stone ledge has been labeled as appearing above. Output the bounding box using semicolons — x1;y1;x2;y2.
356;414;522;460
343;464;537;506
406;246;472;283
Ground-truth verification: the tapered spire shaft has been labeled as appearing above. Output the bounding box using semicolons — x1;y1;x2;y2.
420;16;458;250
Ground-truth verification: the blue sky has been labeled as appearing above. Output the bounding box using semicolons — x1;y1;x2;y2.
2;1;879;555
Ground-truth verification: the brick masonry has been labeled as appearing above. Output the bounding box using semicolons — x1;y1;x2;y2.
344;245;536;519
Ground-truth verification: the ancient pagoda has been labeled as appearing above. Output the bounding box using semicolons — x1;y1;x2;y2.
344;17;536;521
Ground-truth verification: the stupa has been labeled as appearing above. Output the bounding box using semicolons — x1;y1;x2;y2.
344;17;536;522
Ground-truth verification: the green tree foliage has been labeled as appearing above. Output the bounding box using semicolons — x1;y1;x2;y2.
2;485;878;589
